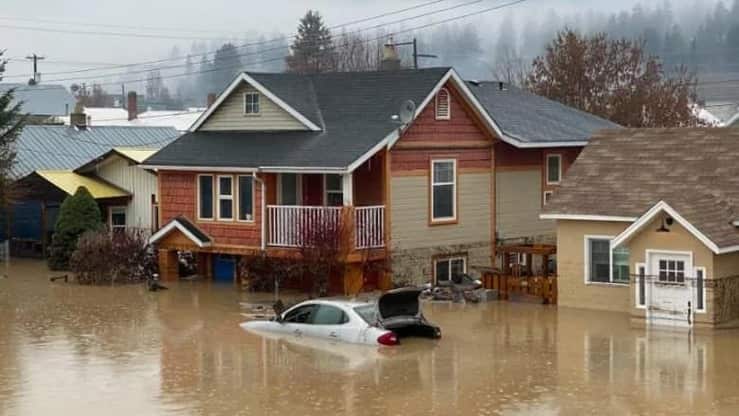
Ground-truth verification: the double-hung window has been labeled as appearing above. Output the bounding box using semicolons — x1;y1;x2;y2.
244;93;260;115
431;159;456;222
325;174;343;207
434;256;466;284
110;207;126;233
217;176;234;220
237;175;254;221
198;175;214;220
585;237;629;284
546;154;562;185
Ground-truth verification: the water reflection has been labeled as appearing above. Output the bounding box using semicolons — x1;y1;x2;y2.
2;259;739;415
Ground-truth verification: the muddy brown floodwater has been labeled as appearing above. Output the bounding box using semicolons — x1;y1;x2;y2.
2;259;739;415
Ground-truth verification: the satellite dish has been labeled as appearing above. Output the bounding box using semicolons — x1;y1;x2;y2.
399;100;416;125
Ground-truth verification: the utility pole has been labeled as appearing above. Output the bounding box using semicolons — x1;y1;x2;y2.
25;53;45;84
395;38;438;69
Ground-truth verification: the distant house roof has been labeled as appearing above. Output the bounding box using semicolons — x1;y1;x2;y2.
61;108;204;131
13;125;180;179
75;147;160;174
0;83;76;117
542;128;739;252
35;170;130;199
468;82;621;146
146;68;619;171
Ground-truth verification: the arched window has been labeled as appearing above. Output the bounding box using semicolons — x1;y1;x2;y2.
435;88;451;120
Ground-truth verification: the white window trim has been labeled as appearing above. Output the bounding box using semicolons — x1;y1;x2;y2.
109;206;127;231
236;175;255;223
435;87;451;120
217;175;234;221
546;154;562;185
635;262;646;309
243;92;260;115
583;235;629;286
694;266;707;313
197;174;215;221
543;190;554;206
430;159;457;223
323;174;343;207
277;173;302;206
433;256;467;285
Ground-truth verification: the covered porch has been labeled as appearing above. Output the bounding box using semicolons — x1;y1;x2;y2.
264;151;387;251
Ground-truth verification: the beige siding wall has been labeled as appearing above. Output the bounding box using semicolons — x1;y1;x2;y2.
714;251;739;279
200;82;307;131
390;172;491;250
556;220;631;313
96;156;158;230
496;170;554;242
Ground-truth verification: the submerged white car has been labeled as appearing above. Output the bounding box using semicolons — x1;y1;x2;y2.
240;288;441;346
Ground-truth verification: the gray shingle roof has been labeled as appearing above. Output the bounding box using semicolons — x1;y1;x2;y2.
0;83;76;117
468;82;620;144
13;125;180;178
147;68;450;169
543;128;739;249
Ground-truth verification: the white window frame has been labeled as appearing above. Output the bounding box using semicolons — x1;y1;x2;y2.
435;87;451;120
583;235;629;286
236;175;255;223
217;175;234;221
546;154;562;185
635;262;646;309
197;174;215;221
430;159;457;223
543;190;554;206
433;256;467;285
277;173;302;206
323;174;343;207
243;92;260;115
694;266;707;313
109;206;127;232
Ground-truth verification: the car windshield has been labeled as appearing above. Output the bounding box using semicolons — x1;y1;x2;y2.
353;305;379;324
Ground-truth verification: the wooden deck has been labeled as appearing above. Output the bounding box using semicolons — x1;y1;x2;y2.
479;244;558;305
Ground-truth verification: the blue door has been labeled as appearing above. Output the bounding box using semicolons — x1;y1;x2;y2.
213;255;236;283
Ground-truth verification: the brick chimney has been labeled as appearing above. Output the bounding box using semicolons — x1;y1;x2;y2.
69;101;87;129
381;37;401;71
127;91;138;121
207;93;217;108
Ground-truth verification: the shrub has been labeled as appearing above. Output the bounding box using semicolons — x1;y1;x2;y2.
48;186;102;270
70;228;157;285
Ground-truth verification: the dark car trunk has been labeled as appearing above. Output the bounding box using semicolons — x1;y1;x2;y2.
378;288;441;339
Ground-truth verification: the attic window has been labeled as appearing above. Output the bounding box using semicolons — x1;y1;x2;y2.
435;88;451;120
244;93;260;115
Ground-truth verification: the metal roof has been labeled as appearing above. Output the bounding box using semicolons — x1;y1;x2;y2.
12;125;180;179
0;83;76;116
35;170;130;199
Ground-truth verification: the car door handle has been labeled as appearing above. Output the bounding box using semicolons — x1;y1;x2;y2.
329;331;338;338
294;329;302;336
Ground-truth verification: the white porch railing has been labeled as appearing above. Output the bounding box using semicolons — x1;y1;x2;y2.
268;205;342;248
355;206;385;249
267;205;385;249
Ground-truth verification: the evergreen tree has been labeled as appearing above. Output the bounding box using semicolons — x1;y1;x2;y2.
286;10;336;74
212;43;243;92
48;187;103;271
0;49;25;209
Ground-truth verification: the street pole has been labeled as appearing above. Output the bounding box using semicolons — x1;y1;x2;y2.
413;38;418;70
25;53;45;83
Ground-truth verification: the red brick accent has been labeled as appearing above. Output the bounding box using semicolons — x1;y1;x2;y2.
158;171;262;247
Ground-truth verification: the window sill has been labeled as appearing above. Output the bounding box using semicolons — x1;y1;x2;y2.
429;219;458;226
242;113;261;117
585;281;629;287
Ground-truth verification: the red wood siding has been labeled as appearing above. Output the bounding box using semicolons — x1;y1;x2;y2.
391;81;493;173
159;171;262;247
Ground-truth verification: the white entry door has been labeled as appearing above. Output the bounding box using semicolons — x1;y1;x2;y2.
647;252;693;327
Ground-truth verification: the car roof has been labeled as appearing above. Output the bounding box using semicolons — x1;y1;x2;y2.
294;299;373;309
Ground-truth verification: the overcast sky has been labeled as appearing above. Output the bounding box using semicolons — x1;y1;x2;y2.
0;0;716;87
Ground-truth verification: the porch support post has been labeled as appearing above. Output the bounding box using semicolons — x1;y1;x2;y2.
342;173;353;206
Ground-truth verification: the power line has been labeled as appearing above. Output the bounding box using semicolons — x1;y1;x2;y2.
0;24;236;41
12;0;512;87
0;0;451;80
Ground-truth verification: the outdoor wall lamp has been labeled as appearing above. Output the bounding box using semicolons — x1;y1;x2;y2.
656;216;673;233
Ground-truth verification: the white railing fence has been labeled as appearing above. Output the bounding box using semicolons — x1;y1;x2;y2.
355;206;385;249
268;206;342;248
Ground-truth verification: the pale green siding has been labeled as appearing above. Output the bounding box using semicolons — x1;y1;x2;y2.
200;82;307;131
496;169;554;241
390;173;492;250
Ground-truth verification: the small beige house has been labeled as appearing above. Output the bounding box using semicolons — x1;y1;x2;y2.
542;128;739;329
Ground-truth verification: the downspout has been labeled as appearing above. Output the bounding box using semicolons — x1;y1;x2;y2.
252;172;266;251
